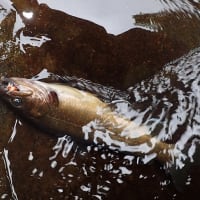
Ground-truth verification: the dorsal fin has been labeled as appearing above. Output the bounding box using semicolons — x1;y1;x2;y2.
51;74;130;103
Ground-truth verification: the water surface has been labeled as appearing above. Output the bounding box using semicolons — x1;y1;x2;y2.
1;0;200;199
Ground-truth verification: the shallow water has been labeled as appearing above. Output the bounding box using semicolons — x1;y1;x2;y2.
1;0;200;199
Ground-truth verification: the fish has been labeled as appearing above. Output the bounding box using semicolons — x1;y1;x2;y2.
0;77;175;164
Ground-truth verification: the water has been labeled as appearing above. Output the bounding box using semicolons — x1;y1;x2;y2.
37;0;164;35
1;0;200;199
51;46;200;168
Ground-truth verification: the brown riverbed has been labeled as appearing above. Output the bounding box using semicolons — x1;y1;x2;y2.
1;0;200;199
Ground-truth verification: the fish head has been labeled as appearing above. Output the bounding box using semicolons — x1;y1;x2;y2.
0;77;57;118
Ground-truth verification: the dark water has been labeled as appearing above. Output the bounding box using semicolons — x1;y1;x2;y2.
1;0;200;199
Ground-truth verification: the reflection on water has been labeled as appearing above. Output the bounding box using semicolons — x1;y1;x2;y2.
129;47;200;166
0;0;200;199
37;0;200;34
37;0;164;35
17;33;51;53
47;135;136;199
2;149;18;200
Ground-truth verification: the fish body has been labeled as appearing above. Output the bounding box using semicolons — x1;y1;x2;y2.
0;77;174;163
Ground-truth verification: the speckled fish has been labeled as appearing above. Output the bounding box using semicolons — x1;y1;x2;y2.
0;77;174;163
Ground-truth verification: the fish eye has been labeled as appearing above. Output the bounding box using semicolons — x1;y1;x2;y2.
11;97;23;108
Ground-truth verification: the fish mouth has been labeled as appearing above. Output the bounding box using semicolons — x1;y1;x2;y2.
0;77;16;93
0;77;19;92
0;77;33;96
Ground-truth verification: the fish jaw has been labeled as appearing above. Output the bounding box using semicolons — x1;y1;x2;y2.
0;77;33;97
